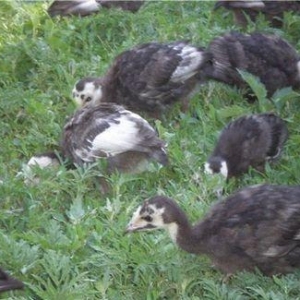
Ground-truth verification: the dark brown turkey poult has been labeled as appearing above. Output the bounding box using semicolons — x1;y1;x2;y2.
205;113;288;179
126;184;300;276
205;32;300;101
214;1;300;28
72;41;212;118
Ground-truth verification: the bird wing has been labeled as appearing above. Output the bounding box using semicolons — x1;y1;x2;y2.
61;104;121;163
222;188;300;260
62;103;165;166
90;111;163;156
115;42;206;96
153;42;207;84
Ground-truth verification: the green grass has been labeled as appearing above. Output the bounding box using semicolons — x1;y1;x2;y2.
1;1;300;299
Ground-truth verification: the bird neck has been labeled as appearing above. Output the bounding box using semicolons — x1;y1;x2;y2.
166;216;205;254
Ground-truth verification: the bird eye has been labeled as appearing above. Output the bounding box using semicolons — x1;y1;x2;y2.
142;215;153;222
85;96;92;103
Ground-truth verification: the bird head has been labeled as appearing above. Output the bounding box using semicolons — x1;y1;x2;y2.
72;77;103;107
126;196;182;234
204;157;228;178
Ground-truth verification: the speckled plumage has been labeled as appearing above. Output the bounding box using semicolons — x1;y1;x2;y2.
214;1;300;27
61;103;168;173
127;184;300;275
0;268;23;293
205;113;288;178
72;41;211;117
48;0;144;17
206;32;300;99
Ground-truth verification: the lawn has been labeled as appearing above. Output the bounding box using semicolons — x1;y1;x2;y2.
1;1;300;299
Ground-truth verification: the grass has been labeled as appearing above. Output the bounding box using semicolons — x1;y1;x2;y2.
1;1;300;299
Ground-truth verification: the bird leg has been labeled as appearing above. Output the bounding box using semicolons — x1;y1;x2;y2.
98;176;111;195
180;98;190;113
254;164;265;174
221;273;233;284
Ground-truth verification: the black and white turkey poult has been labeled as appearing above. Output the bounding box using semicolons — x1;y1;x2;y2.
126;184;300;276
205;32;300;100
48;0;144;17
61;103;168;173
214;0;300;28
0;268;23;293
72;41;212;118
24;103;167;180
205;113;288;179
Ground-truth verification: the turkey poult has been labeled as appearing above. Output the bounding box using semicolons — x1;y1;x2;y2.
214;1;300;28
48;0;144;17
22;104;167;185
0;268;23;293
72;41;212;118
60;103;168;173
205;113;288;179
126;184;300;276
206;32;300;100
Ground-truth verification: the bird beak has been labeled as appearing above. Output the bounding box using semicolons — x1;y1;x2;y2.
124;222;156;235
125;205;144;235
125;204;156;235
124;223;137;235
